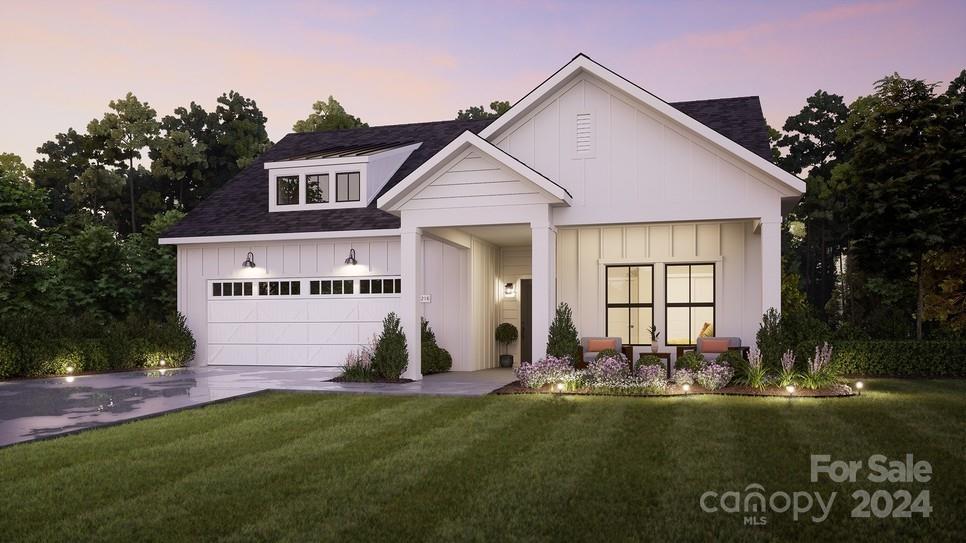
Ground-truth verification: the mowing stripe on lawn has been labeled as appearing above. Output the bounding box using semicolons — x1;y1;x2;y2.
0;393;381;536
57;395;461;542
223;395;549;542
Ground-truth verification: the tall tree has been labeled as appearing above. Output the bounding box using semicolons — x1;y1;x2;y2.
775;91;851;318
456;100;510;120
0;154;45;298
87;93;160;233
31;129;94;227
837;74;961;339
292;96;367;133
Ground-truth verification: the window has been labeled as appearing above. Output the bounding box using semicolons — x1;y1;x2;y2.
306;174;329;204
276;176;299;205
359;278;401;295
335;172;361;202
212;282;253;297
665;264;715;345
308;279;353;295
605;265;653;345
258;280;301;296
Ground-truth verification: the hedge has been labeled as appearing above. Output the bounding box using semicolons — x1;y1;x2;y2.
797;340;966;378
0;312;195;379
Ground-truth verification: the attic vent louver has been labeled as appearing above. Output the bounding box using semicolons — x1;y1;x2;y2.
576;113;593;155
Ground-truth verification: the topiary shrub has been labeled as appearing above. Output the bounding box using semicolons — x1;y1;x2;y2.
372;312;408;379
546;303;579;363
675;351;705;372
756;308;783;371
421;318;452;375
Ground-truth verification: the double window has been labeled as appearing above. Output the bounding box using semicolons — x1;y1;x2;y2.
665;264;715;345
605;265;654;345
335;172;360;202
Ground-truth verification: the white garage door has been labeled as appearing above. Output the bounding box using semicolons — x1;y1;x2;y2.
206;277;400;366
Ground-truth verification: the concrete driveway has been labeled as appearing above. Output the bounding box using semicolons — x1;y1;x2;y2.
0;366;516;447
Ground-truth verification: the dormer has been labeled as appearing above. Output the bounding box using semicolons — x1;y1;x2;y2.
263;141;421;211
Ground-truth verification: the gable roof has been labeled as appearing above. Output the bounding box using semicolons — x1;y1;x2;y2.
161;71;785;240
378;131;573;211
479;53;804;196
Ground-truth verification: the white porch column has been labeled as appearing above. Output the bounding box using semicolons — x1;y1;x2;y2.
531;224;556;362
760;218;782;317
401;228;423;381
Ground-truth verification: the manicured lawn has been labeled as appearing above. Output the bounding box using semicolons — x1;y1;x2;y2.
1;380;963;542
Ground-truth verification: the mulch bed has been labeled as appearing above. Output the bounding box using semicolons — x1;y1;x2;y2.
328;376;414;384
492;381;855;398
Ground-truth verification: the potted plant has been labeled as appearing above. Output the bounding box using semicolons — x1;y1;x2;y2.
495;323;519;368
647;324;661;353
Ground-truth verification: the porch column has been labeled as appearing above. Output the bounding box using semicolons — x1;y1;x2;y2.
401;228;423;381
760;218;782;317
531;224;556;362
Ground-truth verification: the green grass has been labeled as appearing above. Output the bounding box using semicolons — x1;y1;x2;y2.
1;380;964;542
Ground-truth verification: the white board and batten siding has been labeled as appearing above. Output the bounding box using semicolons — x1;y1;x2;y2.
556;221;763;352
397;150;560;211
493;74;784;226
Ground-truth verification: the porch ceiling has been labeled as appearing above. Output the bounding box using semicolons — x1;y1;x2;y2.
453;224;532;246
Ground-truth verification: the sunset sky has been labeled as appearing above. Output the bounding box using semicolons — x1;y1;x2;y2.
2;0;964;164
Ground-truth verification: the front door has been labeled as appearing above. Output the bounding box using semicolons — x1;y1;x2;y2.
520;279;532;364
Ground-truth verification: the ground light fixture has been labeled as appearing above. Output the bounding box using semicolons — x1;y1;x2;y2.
66;366;74;374
242;251;256;268
344;248;358;266
786;385;796;395
556;382;565;392
160;359;166;367
855;381;864;395
682;384;690;393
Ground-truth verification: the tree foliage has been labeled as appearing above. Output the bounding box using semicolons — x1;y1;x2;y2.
456;100;510;120
292;96;368;133
546;303;580;363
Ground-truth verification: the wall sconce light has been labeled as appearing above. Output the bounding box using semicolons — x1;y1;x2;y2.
344;248;358;266
504;282;515;298
242;251;256;268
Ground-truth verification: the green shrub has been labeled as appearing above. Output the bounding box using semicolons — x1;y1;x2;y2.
546;303;579;363
675;351;705;372
421;318;452;375
714;350;745;369
495;322;518;356
756;308;783;371
595;348;620;361
372;312;408;380
798;340;966;377
637;354;663;368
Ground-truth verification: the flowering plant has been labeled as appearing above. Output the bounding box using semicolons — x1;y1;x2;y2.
801;342;837;389
636;364;669;392
515;356;579;389
695;362;734;390
776;349;799;387
583;354;630;388
739;349;769;390
673;367;695;386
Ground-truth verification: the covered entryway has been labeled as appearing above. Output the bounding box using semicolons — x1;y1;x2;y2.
378;131;572;380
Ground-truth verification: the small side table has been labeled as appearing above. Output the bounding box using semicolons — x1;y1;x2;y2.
637;351;672;379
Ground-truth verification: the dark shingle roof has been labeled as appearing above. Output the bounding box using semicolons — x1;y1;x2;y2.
671;96;772;161
162;98;772;239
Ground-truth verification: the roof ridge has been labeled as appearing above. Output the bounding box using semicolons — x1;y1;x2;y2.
285;118;490;138
670;95;761;105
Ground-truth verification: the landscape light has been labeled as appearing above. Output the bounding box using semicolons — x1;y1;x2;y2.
556;383;565;392
65;376;75;383
242;251;256;268
159;359;166;367
66;366;74;374
855;381;864;395
682;384;690;393
786;385;796;395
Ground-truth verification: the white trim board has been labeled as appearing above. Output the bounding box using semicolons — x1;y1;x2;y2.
159;229;401;245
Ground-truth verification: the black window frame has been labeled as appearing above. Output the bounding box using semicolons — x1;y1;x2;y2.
604;264;655;346
275;175;300;206
664;263;716;346
335;171;361;202
306;173;329;204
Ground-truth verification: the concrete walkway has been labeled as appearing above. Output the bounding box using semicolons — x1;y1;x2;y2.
0;366;517;447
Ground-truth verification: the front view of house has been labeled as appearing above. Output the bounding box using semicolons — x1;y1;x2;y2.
160;54;804;380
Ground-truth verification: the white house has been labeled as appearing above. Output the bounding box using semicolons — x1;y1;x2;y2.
159;54;804;380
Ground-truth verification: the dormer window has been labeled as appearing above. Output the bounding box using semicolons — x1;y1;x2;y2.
276;176;300;205
264;141;421;212
336;172;361;202
307;174;329;204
